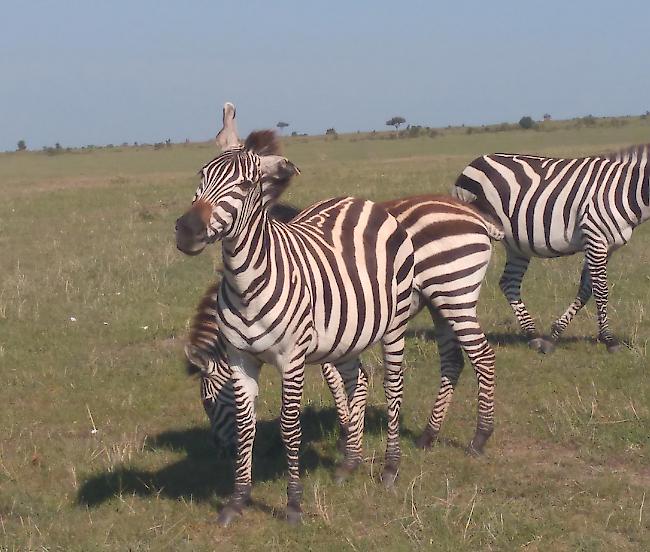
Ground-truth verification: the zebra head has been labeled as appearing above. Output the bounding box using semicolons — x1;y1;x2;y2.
185;343;237;451
175;103;299;256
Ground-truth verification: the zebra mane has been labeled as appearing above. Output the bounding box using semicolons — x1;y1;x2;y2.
603;143;650;161
244;130;282;156
187;281;221;376
268;202;302;223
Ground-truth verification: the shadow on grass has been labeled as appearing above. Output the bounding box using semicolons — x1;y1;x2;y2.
406;328;629;350
77;405;410;509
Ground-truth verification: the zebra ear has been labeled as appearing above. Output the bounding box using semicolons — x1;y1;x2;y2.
259;155;301;202
215;102;240;151
185;343;210;373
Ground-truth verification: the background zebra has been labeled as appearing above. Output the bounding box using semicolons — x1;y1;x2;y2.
176;116;416;524
453;144;650;353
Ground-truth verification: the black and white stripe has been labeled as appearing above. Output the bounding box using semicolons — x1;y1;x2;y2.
176;131;415;524
453;144;650;352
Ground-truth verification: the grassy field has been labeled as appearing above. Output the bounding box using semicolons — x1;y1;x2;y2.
1;119;649;551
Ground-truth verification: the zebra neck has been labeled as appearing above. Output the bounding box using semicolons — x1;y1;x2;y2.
221;201;274;305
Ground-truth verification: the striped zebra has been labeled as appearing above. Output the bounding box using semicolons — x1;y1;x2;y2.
176;115;416;524
187;193;501;454
184;190;500;516
453;144;650;353
186;280;357;455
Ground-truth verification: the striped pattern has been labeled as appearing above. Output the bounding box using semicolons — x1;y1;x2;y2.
453;144;650;351
380;196;500;453
186;281;352;453
177;134;415;523
187;195;501;481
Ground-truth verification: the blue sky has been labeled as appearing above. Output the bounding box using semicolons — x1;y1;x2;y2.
1;1;649;151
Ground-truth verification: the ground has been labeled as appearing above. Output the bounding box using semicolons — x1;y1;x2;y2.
1;120;649;550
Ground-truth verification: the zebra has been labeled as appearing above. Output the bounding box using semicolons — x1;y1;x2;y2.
452;144;650;353
176;114;416;524
183;189;501;518
186;280;356;455
187;194;501;456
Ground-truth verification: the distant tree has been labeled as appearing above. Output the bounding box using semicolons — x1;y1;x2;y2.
16;140;26;151
55;142;62;150
518;116;535;129
543;113;552;121
582;114;597;126
386;116;406;131
325;128;337;135
277;122;289;133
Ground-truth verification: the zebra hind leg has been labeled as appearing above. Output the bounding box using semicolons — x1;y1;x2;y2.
320;362;351;453
380;328;406;489
416;314;464;449
584;241;621;353
333;360;368;484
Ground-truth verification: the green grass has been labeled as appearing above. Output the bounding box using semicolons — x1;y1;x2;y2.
1;119;650;551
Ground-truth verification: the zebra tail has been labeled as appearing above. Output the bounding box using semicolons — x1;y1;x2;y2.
483;217;505;241
450;183;478;204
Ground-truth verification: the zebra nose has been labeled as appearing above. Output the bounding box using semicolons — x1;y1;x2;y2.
176;211;206;238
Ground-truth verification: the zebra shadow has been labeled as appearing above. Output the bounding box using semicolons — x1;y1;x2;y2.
77;405;394;510
406;328;623;349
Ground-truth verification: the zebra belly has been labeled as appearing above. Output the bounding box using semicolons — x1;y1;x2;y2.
502;225;583;258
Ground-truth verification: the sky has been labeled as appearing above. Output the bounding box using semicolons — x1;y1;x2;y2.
1;0;649;151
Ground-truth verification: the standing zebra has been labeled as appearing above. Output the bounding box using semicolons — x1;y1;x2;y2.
184;193;501;505
453;144;650;352
176;123;416;523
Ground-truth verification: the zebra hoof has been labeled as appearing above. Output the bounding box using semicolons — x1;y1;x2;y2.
466;429;492;457
606;342;621;353
598;335;621;353
416;428;439;450
286;505;303;525
528;338;555;354
217;504;243;527
333;458;361;484
381;465;399;489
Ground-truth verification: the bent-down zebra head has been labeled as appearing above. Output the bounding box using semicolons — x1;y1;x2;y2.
184;281;237;450
175;108;299;255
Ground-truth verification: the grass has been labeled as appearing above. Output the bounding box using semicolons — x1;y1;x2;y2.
1;118;649;551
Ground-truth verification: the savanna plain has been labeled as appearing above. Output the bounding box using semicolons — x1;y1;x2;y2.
1;119;649;551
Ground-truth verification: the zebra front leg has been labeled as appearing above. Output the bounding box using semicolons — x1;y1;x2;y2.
417;317;464;449
500;250;553;353
551;260;592;341
333;360;368;483
281;357;306;524
217;350;261;527
381;330;406;488
320;362;351;453
584;241;620;352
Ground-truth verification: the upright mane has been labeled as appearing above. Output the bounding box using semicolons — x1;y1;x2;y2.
603;143;650;161
244;130;282;156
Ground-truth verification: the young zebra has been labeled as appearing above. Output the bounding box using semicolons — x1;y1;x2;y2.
453;144;650;353
176;123;415;524
186;280;355;455
186;195;501;488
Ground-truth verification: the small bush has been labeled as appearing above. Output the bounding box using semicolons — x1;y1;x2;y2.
519;116;535;129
